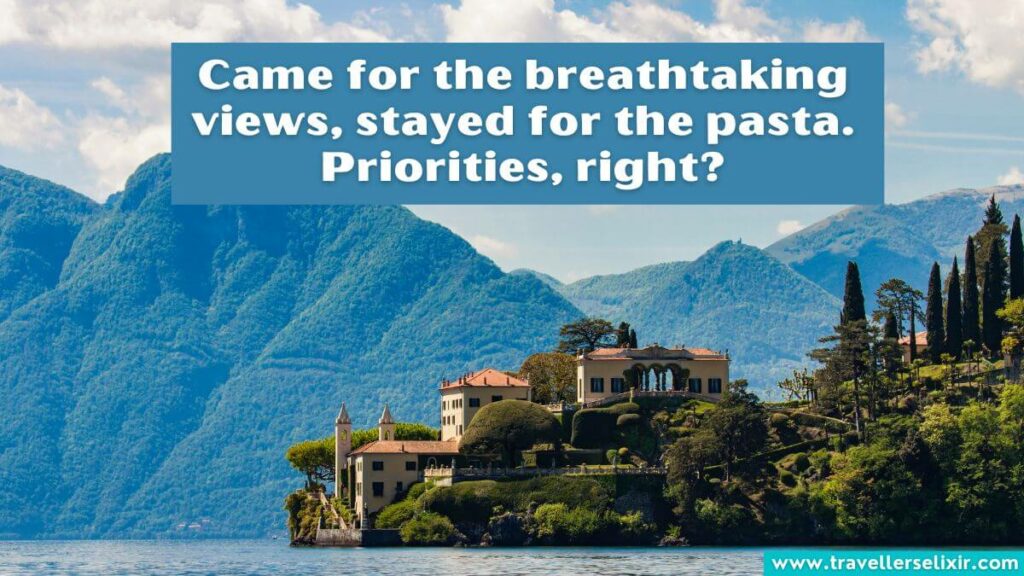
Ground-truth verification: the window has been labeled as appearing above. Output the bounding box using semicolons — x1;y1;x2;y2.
372;482;384;497
688;378;702;393
590;377;605;393
491;395;503;402
457;425;463;435
469;398;480;407
372;460;384;471
610;377;625;393
396;481;403;493
355;482;361;493
708;378;722;394
405;460;416;471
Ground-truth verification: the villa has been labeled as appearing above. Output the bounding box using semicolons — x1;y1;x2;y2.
335;346;729;526
439;368;531;441
576;344;730;404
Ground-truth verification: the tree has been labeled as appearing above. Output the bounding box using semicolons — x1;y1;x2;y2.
628;328;638;349
983;240;1006;357
842;261;867;323
518;352;576;404
615;322;632;347
1011;215;1024;299
975;195;1008;298
874;278;923;361
556;317;616;353
963;236;981;351
458;400;562;466
700;381;769;481
946;257;964;358
925;262;945;364
811;320;882;436
997;298;1024;357
285;436;335;489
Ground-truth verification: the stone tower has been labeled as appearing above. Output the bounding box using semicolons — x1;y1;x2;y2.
378;404;395;441
334;403;351;491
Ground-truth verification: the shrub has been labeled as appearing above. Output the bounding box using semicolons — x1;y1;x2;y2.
399;512;456;546
376;499;417;529
769;412;791;427
616;510;656;544
605;449;618;464
571;402;639;448
779;469;797;488
459;401;562;465
533;503;610;544
694;499;760;544
405;481;432;501
418;480;497;524
617;413;641;427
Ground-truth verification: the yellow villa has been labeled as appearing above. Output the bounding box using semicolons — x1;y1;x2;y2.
439;368;531;441
576;344;730;404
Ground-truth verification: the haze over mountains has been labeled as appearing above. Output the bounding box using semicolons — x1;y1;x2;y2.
0;155;1018;538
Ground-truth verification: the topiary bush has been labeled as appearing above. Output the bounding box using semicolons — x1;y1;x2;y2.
399;512;456;546
616;413;641;427
459;400;562;465
571;402;640;448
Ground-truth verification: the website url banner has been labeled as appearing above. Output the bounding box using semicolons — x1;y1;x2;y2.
765;550;1024;575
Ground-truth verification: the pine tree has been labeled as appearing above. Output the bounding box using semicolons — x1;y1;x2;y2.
982;240;1004;356
1010;214;1024;299
945;257;963;358
962;236;981;354
842;261;866;323
925;262;945;363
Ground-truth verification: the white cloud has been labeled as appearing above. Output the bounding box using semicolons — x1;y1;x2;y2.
469;234;519;259
885;102;909;130
0;84;64;150
998;166;1024;186
907;0;1024;93
801;18;872;43
440;0;787;43
74;76;170;198
0;0;388;49
776;219;805;236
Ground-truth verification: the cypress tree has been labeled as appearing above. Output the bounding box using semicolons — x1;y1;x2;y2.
883;312;899;340
628;329;637;349
1011;214;1024;299
963;236;981;353
982;240;1004;356
975;194;1008;299
842;261;866;323
925;262;945;363
945;257;963;358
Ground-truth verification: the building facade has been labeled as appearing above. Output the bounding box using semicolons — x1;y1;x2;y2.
337;405;459;526
439;368;530;441
577;344;730;404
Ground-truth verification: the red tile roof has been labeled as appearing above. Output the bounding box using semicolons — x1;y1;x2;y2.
440;368;529;390
898;332;928;346
349;440;459;456
583;345;727;361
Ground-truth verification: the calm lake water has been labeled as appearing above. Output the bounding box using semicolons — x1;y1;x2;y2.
0;540;765;575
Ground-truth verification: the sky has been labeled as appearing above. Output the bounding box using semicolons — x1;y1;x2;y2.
0;0;1022;282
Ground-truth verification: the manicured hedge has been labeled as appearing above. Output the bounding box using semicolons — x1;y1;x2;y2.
571;402;639;448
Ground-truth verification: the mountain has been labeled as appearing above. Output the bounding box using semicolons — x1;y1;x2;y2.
0;155;580;538
0;166;97;323
766;185;1024;303
556;241;841;390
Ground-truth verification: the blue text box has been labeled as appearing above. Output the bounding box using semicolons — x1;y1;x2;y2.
171;42;883;205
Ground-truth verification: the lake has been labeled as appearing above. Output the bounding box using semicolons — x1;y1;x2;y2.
0;540;765;575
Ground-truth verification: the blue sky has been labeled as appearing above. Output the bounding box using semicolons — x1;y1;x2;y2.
0;0;1021;282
